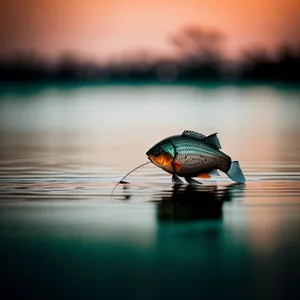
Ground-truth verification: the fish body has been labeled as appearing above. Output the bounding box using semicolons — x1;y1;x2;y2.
146;130;246;183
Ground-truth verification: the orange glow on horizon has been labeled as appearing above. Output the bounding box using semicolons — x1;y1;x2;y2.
1;0;300;61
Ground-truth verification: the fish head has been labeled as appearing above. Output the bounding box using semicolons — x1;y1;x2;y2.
146;140;175;168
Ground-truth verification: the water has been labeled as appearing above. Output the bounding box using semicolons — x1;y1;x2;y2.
1;83;300;299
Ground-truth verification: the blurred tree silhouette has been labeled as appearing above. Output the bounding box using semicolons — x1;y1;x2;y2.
170;26;225;80
240;45;300;82
171;27;225;61
0;27;299;84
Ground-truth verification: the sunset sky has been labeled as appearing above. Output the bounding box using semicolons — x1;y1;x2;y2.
1;0;300;61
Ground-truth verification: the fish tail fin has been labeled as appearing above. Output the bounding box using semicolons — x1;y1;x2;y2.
227;161;246;183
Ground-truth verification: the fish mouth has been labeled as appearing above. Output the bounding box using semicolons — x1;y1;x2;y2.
147;155;153;162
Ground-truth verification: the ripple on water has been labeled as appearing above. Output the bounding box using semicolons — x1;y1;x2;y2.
0;166;300;206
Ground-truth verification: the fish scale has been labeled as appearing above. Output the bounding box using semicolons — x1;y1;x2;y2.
169;135;231;177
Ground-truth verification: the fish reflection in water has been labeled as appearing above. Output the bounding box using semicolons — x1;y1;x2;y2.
155;184;245;222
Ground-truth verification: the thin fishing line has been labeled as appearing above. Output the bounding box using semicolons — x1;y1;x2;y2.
110;161;151;200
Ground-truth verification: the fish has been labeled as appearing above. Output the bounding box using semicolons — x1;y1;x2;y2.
146;130;246;184
110;130;245;199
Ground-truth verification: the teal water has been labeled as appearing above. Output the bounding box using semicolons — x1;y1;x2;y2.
1;83;300;299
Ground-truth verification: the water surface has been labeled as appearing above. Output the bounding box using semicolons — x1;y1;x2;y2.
1;83;300;299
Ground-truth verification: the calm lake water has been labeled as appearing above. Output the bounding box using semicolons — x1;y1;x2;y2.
1;83;300;299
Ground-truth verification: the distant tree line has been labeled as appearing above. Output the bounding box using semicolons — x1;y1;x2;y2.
0;27;299;83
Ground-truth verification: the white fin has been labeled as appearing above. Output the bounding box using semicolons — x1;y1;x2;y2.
184;177;202;185
227;161;246;183
182;130;206;140
202;133;222;149
209;169;220;176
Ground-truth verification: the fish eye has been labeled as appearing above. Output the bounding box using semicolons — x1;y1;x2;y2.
154;152;159;158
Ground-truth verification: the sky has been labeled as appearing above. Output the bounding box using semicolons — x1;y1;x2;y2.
1;0;300;61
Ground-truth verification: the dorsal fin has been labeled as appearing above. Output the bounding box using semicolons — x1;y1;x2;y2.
202;133;222;149
182;130;206;140
182;130;222;149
